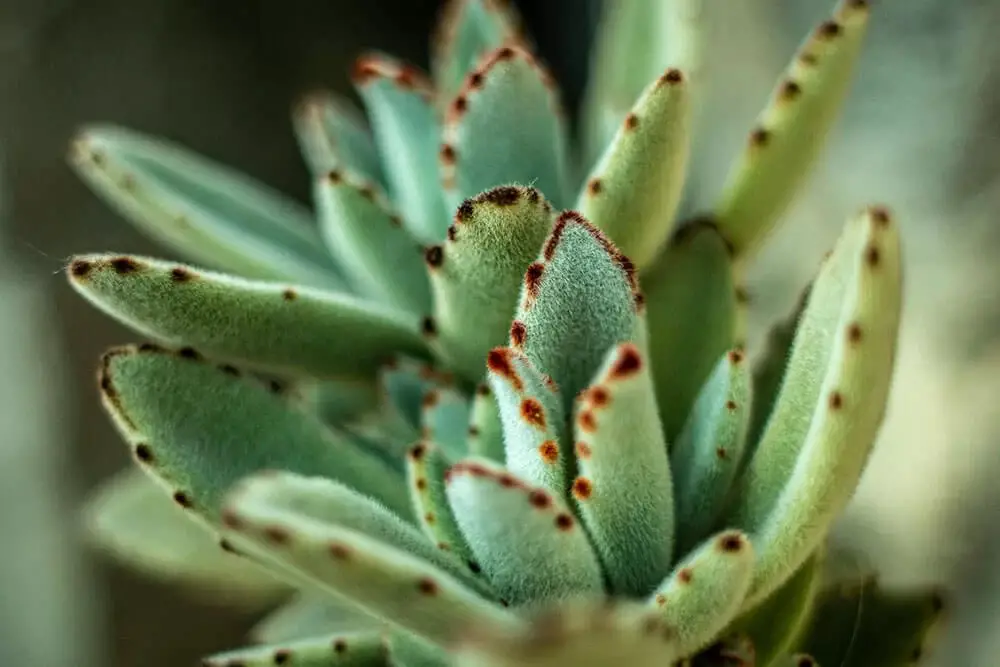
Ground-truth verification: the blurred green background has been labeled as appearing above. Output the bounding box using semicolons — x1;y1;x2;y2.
2;0;999;665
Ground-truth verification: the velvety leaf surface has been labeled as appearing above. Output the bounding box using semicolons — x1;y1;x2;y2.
251;595;382;644
203;631;393;667
83;468;285;604
420;387;473;459
96;344;411;522
69;125;345;288
648;531;755;657
671;348;751;554
511;211;642;414
315;167;431;315
571;342;674;597
714;1;870;257
292;90;385;184
486;347;567;497
737;208;902;606
444;458;604;607
68;254;429;381
431;0;523;103
642;222;736;442
221;477;521;647
577;67;690;270
406;442;476;564
441;46;571;210
468;384;505;463
353;54;448;244
425;185;554;382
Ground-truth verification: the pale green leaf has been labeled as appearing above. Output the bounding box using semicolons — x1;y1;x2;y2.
203;631;392;667
292;90;385;183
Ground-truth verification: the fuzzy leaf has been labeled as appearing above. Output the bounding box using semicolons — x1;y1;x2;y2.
642;222;736;442
302;378;383;426
729;552;821;667
82;468;285;604
425;186;555;382
744;285;811;460
444;458;604;607
67;254;429;381
714;2;870;257
380;357;457;430
292;90;385;183
203;631;392;667
227;472;487;592
671;349;751;554
739;208;902;605
577;68;690;270
571;342;674;597
441;45;571;209
251;595;382;644
486;347;566;496
420;387;472;459
96;344;411;522
648;530;755;657
221;479;521;647
431;0;523;103
512;211;642;414
454;600;680;667
69;125;345;288
581;0;700;165
468;384;504;462
406;442;475;564
797;576;946;667
315;169;431;315
353;54;447;244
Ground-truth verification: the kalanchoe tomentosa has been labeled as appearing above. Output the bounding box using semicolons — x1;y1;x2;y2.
67;0;947;665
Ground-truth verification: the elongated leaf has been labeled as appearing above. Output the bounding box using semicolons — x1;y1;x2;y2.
648;530;755;657
380;356;457;430
421;387;472;459
714;1;870;257
406;442;475;564
353;54;448;244
251;595;383;643
642;222;736;442
486;347;566;496
68;254;429;381
741;208;902;605
203;631;392;667
744;284;811;462
441;45;571;209
572;342;674;597
221;481;522;647
425;186;555;382
454;599;681;667
293;90;385;183
431;0;523;103
315;168;431;315
228;472;488;592
577;68;690;270
581;0;701;165
96;344;411;522
445;458;604;607
512;211;642;414
729;552;822;667
82;468;285;604
468;384;504;462
797;576;947;667
731;207;899;533
671;349;751;554
69;125;345;288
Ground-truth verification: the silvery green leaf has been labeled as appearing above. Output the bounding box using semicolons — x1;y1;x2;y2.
445;457;604;607
468;383;504;463
203;631;392;667
68;254;429;381
441;45;571;210
425;186;555;382
251;595;382;644
292;90;385;183
406;442;476;565
714;1;870;258
69;125;345;289
571;343;674;597
96;344;411;522
353;54;448;244
315;168;431;315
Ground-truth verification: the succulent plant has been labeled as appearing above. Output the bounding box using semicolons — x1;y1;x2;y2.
66;0;948;665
